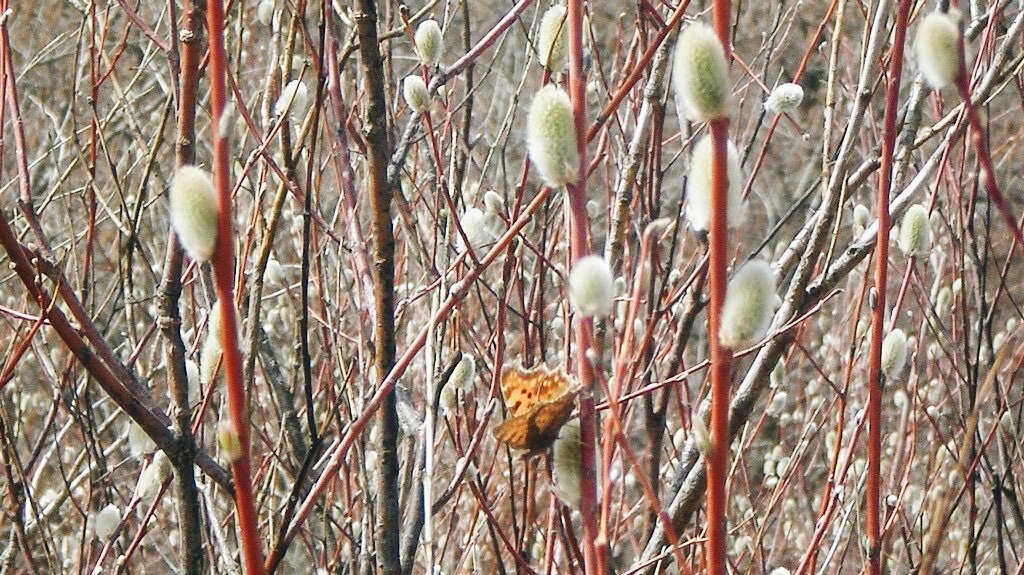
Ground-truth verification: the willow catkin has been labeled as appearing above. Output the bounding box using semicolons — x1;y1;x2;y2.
526;84;579;187
169;166;218;261
685;135;746;232
568;255;615;318
719;260;777;349
672;23;730;122
537;5;568;73
915;12;960;89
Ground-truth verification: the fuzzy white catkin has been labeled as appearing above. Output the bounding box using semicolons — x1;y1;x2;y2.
685;135;746;232
135;451;173;502
915;12;960;89
881;328;909;379
537;5;568;73
719;260;777;349
457;207;496;251
551;421;581;508
256;0;274;26
483;190;504;214
128;421;156;456
526;85;579;187
898;204;931;256
414;19;443;67
853;203;871;232
403;75;431;113
265;258;285;285
764;83;804;114
201;301;225;383
274;80;309;121
568;255;615;318
94;504;120;539
449;355;476;391
169;167;218;261
672;23;730;122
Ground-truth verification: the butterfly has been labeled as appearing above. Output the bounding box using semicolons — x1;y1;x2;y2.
493;363;579;454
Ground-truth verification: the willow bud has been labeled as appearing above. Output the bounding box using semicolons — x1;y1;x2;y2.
526;85;579;187
672;23;730;122
719;260;777;349
169;166;218;261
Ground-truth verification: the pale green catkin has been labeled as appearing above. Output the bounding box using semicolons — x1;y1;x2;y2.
672;23;730;122
537;5;568;73
526;84;579;187
169;166;218;261
403;75;431;113
415;19;443;67
915;12;960;89
719;260;777;349
898;204;932;256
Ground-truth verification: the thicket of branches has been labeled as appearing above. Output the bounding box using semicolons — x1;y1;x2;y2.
0;0;1022;574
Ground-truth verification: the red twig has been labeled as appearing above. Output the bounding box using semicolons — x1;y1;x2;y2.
952;28;1024;252
562;1;606;573
705;3;733;574
205;1;266;573
866;2;911;574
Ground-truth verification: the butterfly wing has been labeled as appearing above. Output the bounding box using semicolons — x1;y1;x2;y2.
493;390;579;453
500;364;571;417
493;415;531;450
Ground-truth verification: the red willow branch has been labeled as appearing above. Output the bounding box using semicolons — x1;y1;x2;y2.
866;2;910;574
563;0;604;573
204;1;266;573
353;0;402;573
952;24;1024;252
704;2;733;574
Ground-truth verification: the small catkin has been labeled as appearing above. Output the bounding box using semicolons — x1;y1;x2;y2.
218;421;243;463
526;84;579;187
672;23;730;122
898;204;932;256
551;421;582;508
403;75;431;114
764;83;804;114
169;166;219;261
568;255;615;318
128;421;156;456
691;414;712;455
537;5;569;73
881;328;909;379
457;207;497;251
135;451;173;502
483;190;504;214
94;504;121;539
256;0;274;26
201;301;225;383
915;12;960;89
685;135;746;232
448;355;476;391
274;79;309;121
853;203;871;233
719;260;777;349
414;19;443;67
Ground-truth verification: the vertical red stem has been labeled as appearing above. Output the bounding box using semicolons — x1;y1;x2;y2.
205;1;266;573
866;2;911;574
563;1;603;573
704;2;732;573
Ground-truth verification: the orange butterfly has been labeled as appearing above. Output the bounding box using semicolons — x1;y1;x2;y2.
493;363;579;454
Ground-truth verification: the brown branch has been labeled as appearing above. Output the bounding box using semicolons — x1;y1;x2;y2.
354;0;401;573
